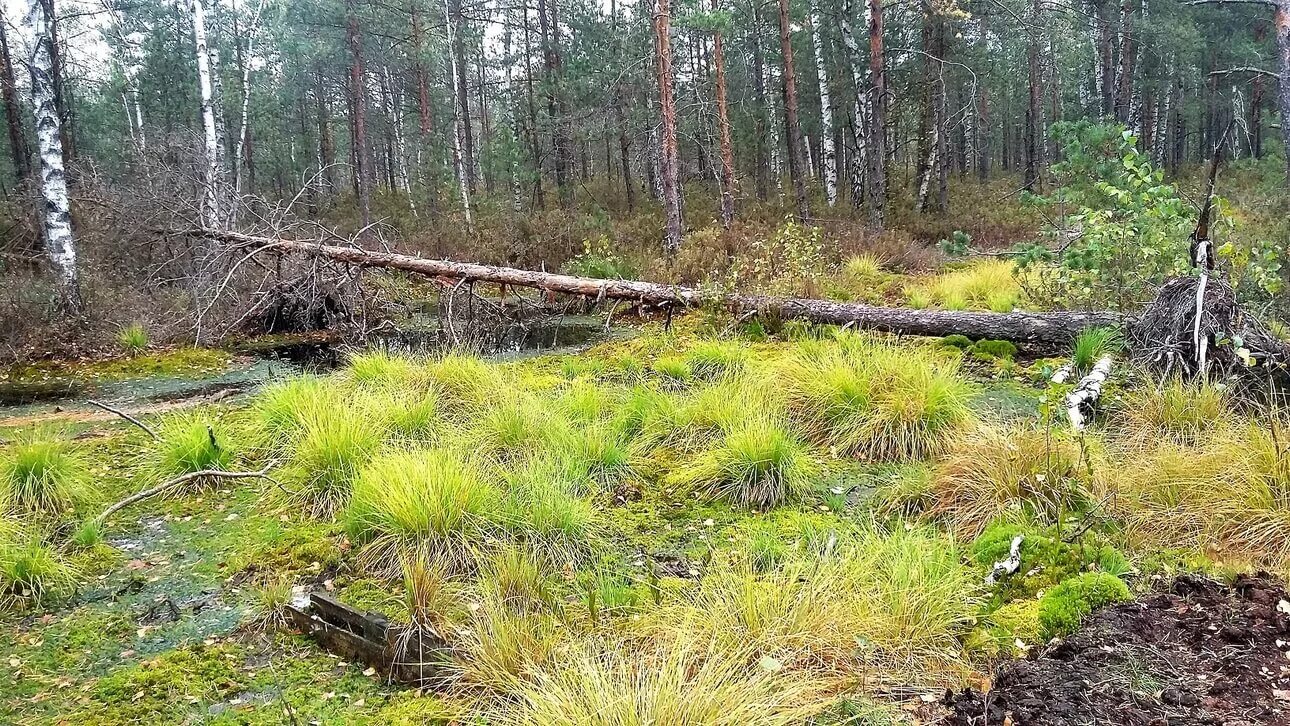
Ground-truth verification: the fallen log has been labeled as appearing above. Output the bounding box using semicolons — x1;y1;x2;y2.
188;228;1122;348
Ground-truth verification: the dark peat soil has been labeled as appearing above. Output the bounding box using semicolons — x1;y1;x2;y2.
945;574;1290;725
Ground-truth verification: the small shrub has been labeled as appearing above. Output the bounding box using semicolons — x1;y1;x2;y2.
669;418;819;509
116;323;149;355
0;431;93;515
1037;572;1131;639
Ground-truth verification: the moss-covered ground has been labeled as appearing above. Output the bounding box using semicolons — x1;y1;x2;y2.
0;308;1282;724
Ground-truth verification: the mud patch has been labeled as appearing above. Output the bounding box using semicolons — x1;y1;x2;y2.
946;574;1290;725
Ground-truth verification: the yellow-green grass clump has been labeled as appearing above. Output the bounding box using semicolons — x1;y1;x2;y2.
116;322;149;355
930;424;1092;537
684;339;750;381
672;528;979;681
496;640;828;726
783;337;974;461
1071;326;1123;372
906;259;1020;312
459;594;563;692
669;417;819;509
252;375;335;447
653;355;692;384
472;393;569;463
359;386;439;441
1116;377;1229;449
0;522;79;605
282;404;384;518
347;348;423;387
0;430;94;516
423;353;503;412
346;447;503;571
1113;420;1290;569
151;412;234;482
500;457;597;564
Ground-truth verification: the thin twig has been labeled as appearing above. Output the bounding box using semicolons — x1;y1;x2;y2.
94;466;274;525
86;399;160;440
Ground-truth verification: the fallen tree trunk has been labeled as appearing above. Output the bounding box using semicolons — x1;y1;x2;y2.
188;228;1123;348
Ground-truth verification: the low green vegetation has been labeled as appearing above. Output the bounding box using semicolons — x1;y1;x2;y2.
3;310;1288;723
116;323;150;355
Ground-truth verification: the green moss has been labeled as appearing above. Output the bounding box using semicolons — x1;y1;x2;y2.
81;643;243;723
970;339;1018;361
1038;572;1132;639
967;598;1043;656
972;522;1130;609
939;334;973;351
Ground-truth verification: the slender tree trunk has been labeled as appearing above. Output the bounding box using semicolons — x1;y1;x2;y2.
808;0;837;207
1023;0;1042;190
317;71;336;196
866;0;886;227
444;0;471;223
537;0;572;206
1275;0;1290;183
39;0;72;162
611;0;634;213
0;11;30;181
24;0;77;302
655;0;682;254
193;0;222;229
447;0;475;194
713;0;737;227
232;0;262;201
839;0;869;211
1096;0;1114;116
522;6;545;210
1114;0;1136;124
750;1;770;202
412;5;431;137
777;0;810;223
345;0;372;227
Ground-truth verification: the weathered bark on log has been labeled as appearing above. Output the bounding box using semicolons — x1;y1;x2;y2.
190;229;1123;348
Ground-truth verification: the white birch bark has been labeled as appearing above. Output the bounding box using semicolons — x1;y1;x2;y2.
24;0;76;286
444;0;471;224
809;0;837;206
839;0;870;209
383;66;417;216
193;0;222;229
232;0;266;199
504;15;521;212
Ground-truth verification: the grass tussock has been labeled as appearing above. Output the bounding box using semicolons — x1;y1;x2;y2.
496;640;829;726
1114;419;1290;568
252;376;334;446
348;349;423;387
1117;377;1230;448
670;528;979;683
684;340;750;381
930;424;1093;536
668;417;819;509
783;337;975;461
423;353;502;412
0;523;79;605
346;447;502;571
282;404;384;518
500;458;597;564
905;260;1020;312
1071;327;1123;372
0;430;94;516
152;412;234;480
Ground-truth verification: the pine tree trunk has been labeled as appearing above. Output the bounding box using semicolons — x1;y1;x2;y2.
713;0;736;227
777;0;811;223
24;0;77;301
750;2;770;202
522;7;545;210
808;0;837;207
1023;0;1042;191
654;0;683;254
866;0;886;228
0;10;30;181
193;0;222;229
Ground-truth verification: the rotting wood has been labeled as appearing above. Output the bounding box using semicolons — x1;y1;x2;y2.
285;592;450;685
185;228;1124;349
1065;356;1114;431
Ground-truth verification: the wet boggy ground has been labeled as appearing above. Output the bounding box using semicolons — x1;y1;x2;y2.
946;574;1290;725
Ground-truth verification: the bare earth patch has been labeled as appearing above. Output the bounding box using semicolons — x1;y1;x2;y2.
945;574;1290;725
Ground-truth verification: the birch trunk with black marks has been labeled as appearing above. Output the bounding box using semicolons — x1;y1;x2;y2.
25;0;77;300
444;0;471;224
193;0;222;228
839;0;869;211
809;0;837;207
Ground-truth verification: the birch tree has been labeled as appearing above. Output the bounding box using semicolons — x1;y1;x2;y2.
654;0;682;254
809;0;837;207
445;0;471;224
24;0;78;299
193;0;222;228
777;0;810;223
